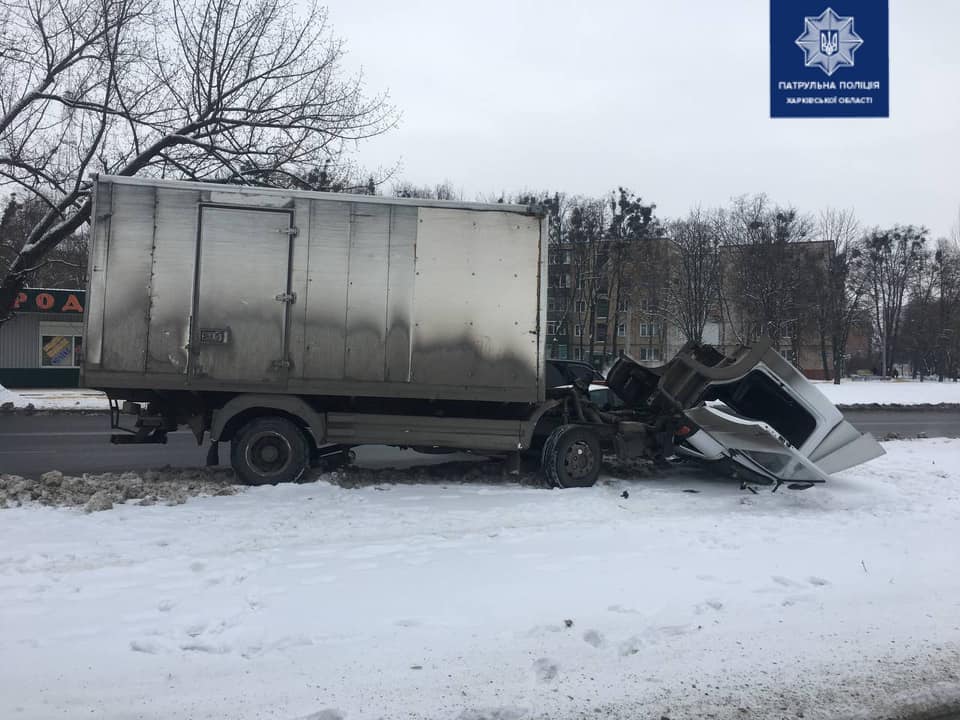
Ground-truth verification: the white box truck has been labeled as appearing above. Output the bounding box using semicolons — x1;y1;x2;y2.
82;175;883;489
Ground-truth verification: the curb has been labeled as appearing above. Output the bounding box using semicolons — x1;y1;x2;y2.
837;404;960;412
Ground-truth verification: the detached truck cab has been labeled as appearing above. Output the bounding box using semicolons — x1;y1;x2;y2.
83;175;883;489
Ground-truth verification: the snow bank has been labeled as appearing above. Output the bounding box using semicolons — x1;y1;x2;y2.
1;440;959;719
1;387;110;411
0;468;238;511
816;378;960;406
0;382;27;408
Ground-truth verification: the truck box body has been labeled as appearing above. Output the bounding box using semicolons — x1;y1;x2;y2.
82;176;548;403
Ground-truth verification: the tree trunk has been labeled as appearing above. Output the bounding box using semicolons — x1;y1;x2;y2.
819;328;831;382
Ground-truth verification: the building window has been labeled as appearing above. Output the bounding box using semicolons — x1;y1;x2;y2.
617;298;628;312
596;299;609;320
596;323;608;342
639;322;658;337
576;300;586;314
558;274;569;288
40;322;83;368
547;297;557;312
639;347;660;362
547;321;557;335
617;323;626;337
557;345;568;360
574;324;583;337
573;347;583;360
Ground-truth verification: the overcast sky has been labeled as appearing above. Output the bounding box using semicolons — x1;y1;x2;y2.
326;0;959;238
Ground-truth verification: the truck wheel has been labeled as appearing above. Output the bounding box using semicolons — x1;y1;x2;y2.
542;424;602;488
231;416;309;486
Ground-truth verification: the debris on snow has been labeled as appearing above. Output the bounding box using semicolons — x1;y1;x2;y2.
317;460;543;489
532;657;559;682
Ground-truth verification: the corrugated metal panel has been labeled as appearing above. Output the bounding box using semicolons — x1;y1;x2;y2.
384;206;417;382
344;203;391;381
409;208;541;399
302;200;351;379
146;188;199;375
0;313;83;368
100;183;155;372
0;314;40;367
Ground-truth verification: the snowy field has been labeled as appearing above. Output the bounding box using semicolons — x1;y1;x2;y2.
814;379;960;407
2;440;959;719
4;379;960;412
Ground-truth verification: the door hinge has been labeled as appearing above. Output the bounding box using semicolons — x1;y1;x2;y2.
275;292;297;304
278;226;299;237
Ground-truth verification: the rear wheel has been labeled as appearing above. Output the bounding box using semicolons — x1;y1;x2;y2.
230;416;309;486
542;424;602;488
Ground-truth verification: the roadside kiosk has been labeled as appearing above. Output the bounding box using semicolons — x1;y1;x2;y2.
0;288;85;388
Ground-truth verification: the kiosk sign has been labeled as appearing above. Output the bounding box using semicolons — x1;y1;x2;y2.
771;1;888;118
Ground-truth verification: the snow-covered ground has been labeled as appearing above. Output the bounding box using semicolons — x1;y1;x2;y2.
0;382;26;407
0;383;109;410
2;440;959;719
815;378;960;406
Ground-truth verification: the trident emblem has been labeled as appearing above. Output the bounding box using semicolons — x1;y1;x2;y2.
820;30;839;56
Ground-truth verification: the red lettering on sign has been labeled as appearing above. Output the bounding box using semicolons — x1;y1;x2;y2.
36;293;54;310
61;294;83;313
13;292;27;309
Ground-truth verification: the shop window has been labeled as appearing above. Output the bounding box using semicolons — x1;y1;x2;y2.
39;322;83;368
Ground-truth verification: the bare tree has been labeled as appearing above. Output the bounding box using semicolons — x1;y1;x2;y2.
566;197;610;364
658;206;721;343
391;180;461;200
0;193;87;287
0;0;395;319
861;225;927;376
605;188;657;359
719;195;813;352
813;208;868;383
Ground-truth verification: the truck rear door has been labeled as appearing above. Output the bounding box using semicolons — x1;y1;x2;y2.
191;205;295;385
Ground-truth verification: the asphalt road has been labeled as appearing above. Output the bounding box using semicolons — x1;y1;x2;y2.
1;409;958;478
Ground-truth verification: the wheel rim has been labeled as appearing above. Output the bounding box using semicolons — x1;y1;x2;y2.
245;431;292;476
563;440;596;480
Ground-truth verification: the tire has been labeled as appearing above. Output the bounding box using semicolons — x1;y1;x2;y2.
230;416;309;486
541;424;602;488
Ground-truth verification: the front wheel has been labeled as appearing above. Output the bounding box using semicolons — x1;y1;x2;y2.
541;424;602;488
230;416;309;486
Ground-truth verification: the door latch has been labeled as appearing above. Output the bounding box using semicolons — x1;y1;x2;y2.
275;292;297;304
